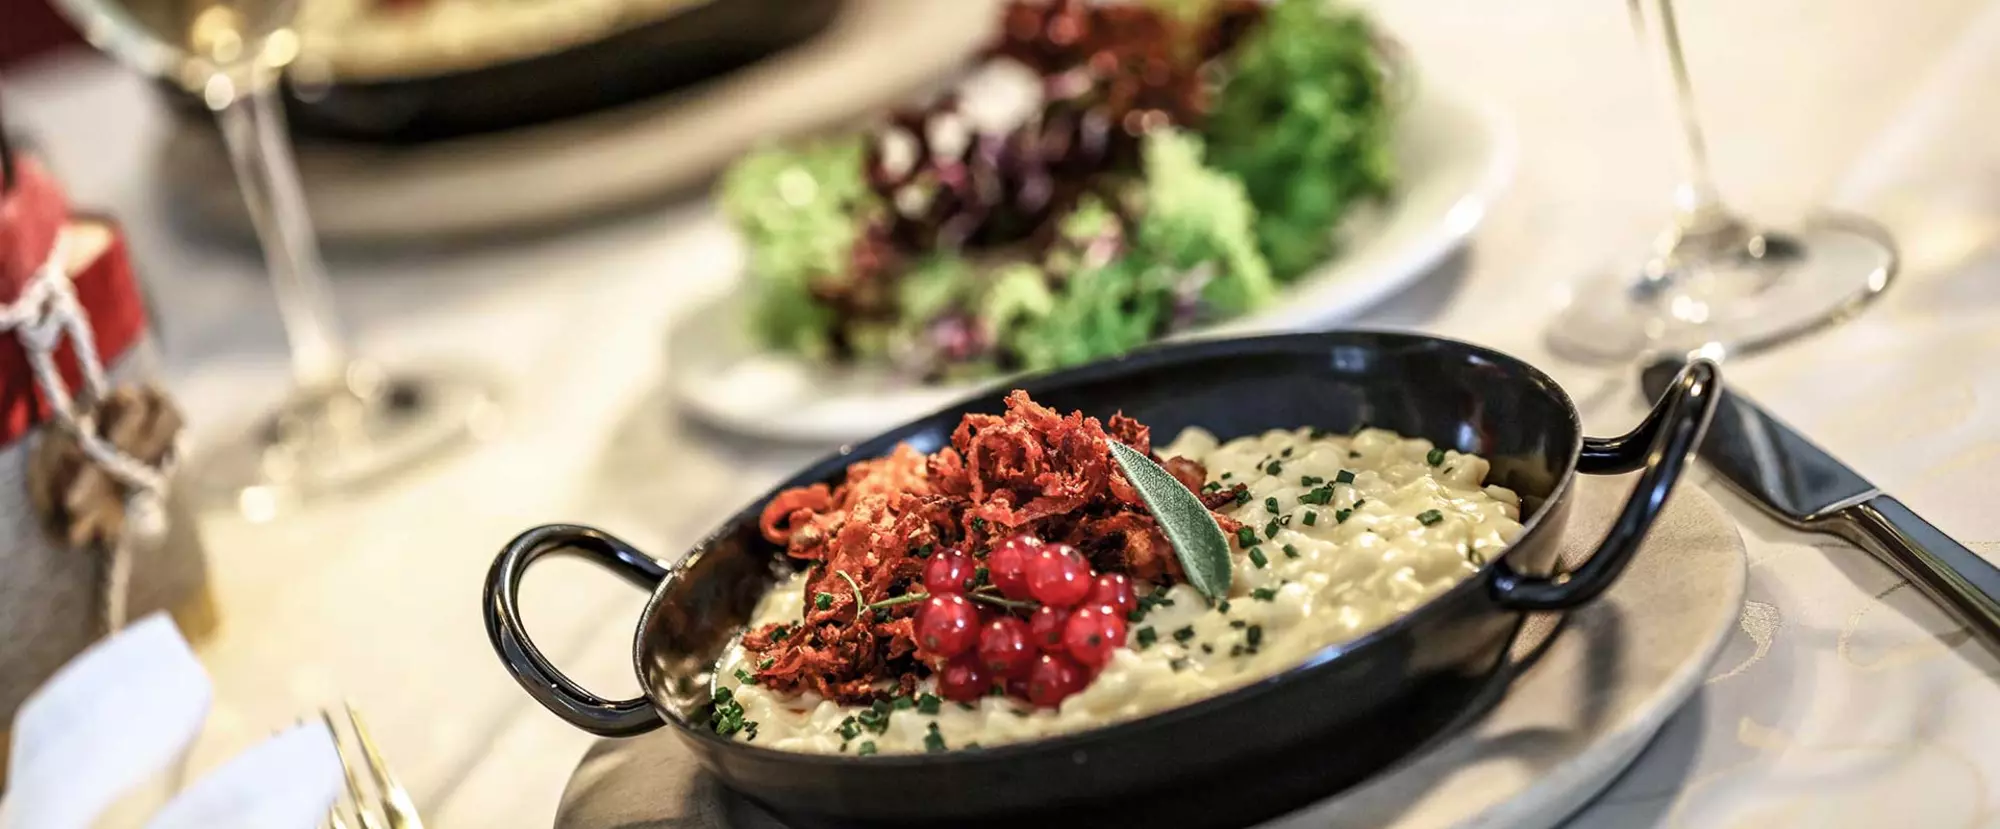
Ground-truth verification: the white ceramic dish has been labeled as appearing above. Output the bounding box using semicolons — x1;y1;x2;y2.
156;0;999;242
550;476;1746;829
668;77;1516;444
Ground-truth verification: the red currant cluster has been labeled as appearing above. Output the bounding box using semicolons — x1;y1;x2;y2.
914;534;1137;709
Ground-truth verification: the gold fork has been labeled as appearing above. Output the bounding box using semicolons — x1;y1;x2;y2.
323;701;424;829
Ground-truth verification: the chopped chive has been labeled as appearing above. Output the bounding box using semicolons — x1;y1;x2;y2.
1265;461;1283;475
1354;498;1368;509
1248;547;1269;568
1201;643;1214;654
814;592;833;610
1445;466;1455;475
1203;481;1222;492
735;668;758;685
957;701;976;711
1247;625;1264;647
758;658;774;669
1299;487;1334;505
1172;626;1195;644
858;741;879;756
1336;508;1353;523
1281;447;1294;458
916;543;934;557
916;693;941;715
1236;526;1257;547
837;717;862;740
971;517;987;532
1136;626;1158;649
1234;488;1252;506
924;723;947;753
1229;644;1244;657
1349;450;1362;459
1265;496;1281;514
973;565;990;587
1221;472;1234;480
1263;519;1281;539
1302;510;1317;526
1282;543;1299;559
1310;428;1332;439
1229;619;1247;629
770;625;790;641
1218;599;1232;613
1170;657;1190;672
1251;587;1278;601
1299;475;1323;487
1417;509;1444;526
1427;448;1446;466
1335;470;1356;485
893;696;914;711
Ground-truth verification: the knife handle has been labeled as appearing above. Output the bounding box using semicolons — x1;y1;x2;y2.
1831;495;2000;647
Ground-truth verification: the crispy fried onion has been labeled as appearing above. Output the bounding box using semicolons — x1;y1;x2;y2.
746;391;1244;704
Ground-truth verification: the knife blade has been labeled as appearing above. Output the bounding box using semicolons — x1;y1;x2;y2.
1642;360;2000;652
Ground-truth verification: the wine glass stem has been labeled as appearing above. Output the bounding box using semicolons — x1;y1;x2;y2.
212;78;351;390
1630;0;1732;234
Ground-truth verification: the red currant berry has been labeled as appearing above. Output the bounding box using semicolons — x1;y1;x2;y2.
1005;674;1031;701
977;617;1035;679
922;549;977;596
915;594;979;658
987;534;1042;600
1062;606;1127;669
1025;544;1092;607
1026;653;1088;708
936;654;991;704
1027;605;1070;653
1085;573;1137;617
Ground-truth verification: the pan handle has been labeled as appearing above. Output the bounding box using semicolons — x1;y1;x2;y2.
484;524;671;737
1491;359;1721;610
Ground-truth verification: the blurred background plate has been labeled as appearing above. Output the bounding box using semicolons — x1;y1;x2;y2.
155;0;999;243
669;76;1515;444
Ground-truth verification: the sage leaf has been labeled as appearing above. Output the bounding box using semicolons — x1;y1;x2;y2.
1107;439;1232;600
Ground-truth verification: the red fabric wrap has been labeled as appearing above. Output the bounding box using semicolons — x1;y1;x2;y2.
0;158;149;445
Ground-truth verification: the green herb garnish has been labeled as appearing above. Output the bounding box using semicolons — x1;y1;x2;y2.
1265;461;1283;475
1248;547;1269;568
1417;509;1444;526
1172;626;1196;644
1251;587;1277;601
1264;496;1281;514
917;693;941;715
924;723;947;753
857;741;879;756
1427;448;1446;466
1335;470;1355;485
1302;511;1317;526
1136;626;1158;649
814;592;833;610
1263;519;1281;539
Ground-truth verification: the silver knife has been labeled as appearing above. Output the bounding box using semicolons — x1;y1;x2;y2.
1642;361;2000;651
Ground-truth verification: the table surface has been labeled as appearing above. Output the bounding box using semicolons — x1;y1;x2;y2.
9;0;2000;825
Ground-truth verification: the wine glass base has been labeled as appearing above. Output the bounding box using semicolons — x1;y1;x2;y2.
189;364;500;519
1547;213;1897;365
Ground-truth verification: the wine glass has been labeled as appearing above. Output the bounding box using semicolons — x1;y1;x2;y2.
50;0;494;512
1547;0;1899;363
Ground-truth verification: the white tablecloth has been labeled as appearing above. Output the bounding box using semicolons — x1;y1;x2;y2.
7;0;2000;825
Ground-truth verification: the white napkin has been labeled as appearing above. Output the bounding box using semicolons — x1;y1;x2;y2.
0;614;344;829
140;723;341;829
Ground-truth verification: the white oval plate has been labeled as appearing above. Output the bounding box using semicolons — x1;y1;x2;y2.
158;0;999;242
669;77;1516;444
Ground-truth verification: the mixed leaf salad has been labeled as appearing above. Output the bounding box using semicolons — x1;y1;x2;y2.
719;0;1396;381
